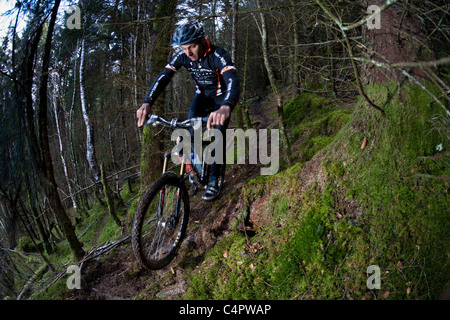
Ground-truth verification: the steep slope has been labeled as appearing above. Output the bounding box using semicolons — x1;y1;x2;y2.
183;83;449;300
37;83;448;300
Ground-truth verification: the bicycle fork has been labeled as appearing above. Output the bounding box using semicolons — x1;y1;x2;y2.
158;152;184;229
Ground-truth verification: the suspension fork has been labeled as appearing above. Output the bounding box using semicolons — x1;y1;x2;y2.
159;151;185;226
157;152;171;219
173;154;186;225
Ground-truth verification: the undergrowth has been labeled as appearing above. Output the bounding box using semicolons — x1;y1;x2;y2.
185;82;449;300
29;183;139;300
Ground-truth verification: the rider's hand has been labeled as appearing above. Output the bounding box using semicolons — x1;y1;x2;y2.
207;105;231;130
137;103;152;127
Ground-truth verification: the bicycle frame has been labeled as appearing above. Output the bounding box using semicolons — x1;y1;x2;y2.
150;114;209;179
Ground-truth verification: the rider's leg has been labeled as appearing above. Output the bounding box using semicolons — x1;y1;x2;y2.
202;99;230;200
187;94;229;200
188;94;213;178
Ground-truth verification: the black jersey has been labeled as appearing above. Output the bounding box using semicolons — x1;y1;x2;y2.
143;43;240;110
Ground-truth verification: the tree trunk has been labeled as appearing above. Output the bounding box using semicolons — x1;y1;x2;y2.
256;0;291;165
326;27;337;98
241;25;253;130
23;0;85;261
68;41;89;213
52;72;78;211
231;2;244;130
361;0;431;85
140;0;178;189
79;38;101;184
100;164;122;227
290;0;301;95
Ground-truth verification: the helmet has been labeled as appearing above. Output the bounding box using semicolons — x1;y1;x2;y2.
171;20;205;47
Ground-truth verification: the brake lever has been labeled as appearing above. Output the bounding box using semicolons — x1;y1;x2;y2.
144;114;157;126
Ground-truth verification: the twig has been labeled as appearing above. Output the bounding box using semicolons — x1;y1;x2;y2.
30;233;132;299
316;0;385;114
316;0;399;32
78;234;131;265
391;56;450;68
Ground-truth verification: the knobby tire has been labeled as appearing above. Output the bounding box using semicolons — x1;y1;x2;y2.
132;173;189;270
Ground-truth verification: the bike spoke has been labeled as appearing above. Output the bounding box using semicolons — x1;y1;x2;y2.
142;184;180;262
132;173;189;270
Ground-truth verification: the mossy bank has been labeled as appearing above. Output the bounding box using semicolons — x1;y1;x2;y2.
185;82;449;300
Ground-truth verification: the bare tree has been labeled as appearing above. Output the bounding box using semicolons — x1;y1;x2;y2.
255;0;292;164
140;0;178;188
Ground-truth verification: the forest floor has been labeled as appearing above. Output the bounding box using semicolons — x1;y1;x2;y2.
69;96;273;300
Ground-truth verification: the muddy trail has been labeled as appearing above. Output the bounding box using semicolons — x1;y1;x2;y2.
71;98;271;300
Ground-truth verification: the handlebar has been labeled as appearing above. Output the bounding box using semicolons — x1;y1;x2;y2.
145;114;209;129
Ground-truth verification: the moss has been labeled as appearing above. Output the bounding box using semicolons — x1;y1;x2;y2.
241;174;276;207
97;217;122;244
185;82;449;300
283;92;328;128
34;277;72;300
17;236;38;252
119;182;139;203
337;82;450;299
283;92;352;163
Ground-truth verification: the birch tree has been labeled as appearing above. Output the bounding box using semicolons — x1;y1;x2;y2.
51;72;78;211
79;37;101;184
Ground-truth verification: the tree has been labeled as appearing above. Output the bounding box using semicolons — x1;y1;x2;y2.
361;0;433;84
79;37;101;185
255;0;292;164
140;0;178;189
21;0;85;261
51;71;78;211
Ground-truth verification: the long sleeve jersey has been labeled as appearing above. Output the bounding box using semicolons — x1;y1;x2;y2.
143;43;240;110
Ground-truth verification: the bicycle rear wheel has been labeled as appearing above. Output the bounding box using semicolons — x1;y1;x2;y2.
132;173;189;270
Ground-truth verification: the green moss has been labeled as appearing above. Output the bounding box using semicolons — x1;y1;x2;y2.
34;277;72;300
283;92;352;163
185;82;449;300
241;174;276;207
17;236;37;252
97;216;122;243
338;82;450;299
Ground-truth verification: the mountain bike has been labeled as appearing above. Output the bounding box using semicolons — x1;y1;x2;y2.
131;114;225;270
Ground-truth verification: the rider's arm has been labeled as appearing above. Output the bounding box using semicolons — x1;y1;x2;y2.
138;68;174;127
214;47;240;110
138;51;186;127
142;50;185;105
206;47;240;129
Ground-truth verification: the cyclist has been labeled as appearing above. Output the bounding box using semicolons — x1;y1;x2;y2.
136;20;240;201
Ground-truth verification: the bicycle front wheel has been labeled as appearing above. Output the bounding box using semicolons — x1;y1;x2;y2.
132;173;189;270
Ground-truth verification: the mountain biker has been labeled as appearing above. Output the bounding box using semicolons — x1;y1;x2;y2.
136;20;240;201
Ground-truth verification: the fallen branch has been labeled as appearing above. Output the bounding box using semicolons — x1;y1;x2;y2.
17;263;49;300
79;235;131;266
30;234;132;299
